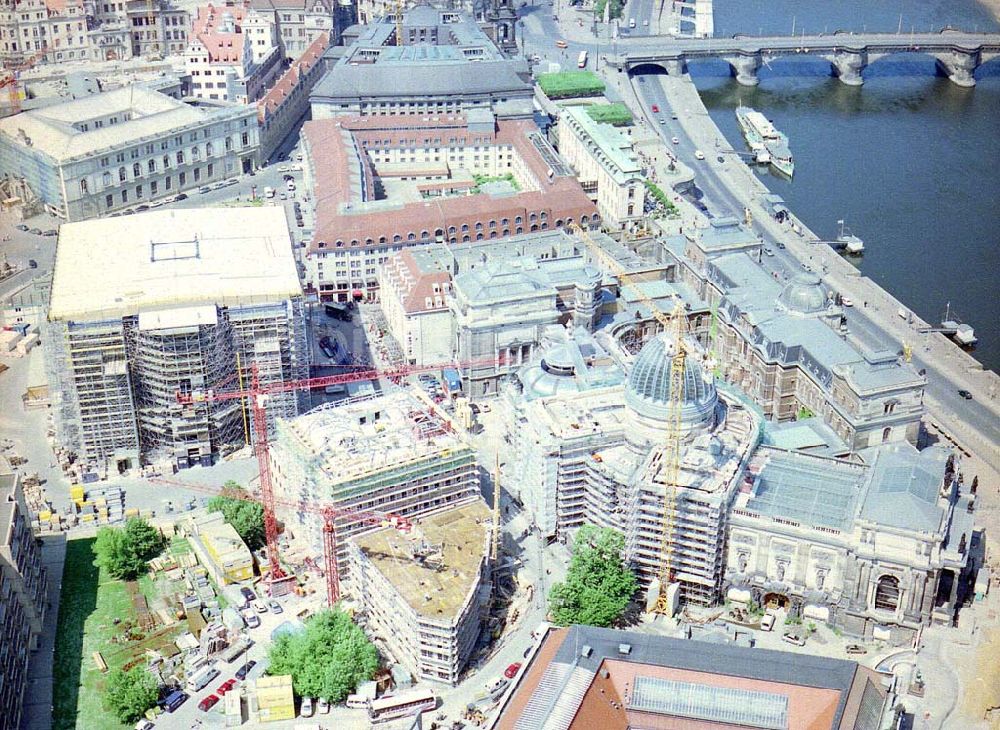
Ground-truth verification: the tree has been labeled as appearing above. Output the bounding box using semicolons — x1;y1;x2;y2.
104;666;159;723
548;525;637;627
266;608;379;703
207;482;266;551
94;518;166;580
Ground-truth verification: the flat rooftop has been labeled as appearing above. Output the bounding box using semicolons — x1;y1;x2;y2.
276;389;472;490
48;207;301;321
354;500;491;620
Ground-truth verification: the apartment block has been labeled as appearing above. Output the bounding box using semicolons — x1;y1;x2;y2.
349;500;492;685
185;0;284;104
0;458;47;730
0;83;260;221
43;207;307;475
557;106;646;229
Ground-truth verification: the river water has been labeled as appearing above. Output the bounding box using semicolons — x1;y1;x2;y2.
688;1;1000;371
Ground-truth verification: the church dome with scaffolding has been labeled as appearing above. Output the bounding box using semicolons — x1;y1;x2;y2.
624;333;719;445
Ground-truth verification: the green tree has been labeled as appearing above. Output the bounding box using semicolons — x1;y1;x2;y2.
548;525;637;627
94;518;166;580
266;608;379;703
207;482;266;551
593;0;623;20
103;666;159;723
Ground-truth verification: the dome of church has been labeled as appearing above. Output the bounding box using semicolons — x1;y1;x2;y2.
624;334;718;431
777;273;829;315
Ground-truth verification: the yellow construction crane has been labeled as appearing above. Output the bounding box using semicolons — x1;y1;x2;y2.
491;454;501;563
570;223;685;614
395;0;404;46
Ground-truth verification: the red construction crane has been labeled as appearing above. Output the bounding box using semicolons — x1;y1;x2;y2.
2;50;48;114
173;354;505;596
149;474;413;606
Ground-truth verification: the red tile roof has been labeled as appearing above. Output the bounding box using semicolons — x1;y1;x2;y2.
383;249;451;314
191;1;251;63
303;114;597;255
257;31;329;121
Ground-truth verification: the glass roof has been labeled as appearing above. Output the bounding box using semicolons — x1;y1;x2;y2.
630;675;789;729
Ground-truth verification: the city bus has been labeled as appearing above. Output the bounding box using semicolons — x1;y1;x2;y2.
577;50;588;68
369;688;437;723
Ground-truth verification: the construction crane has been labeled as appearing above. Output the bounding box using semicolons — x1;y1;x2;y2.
570;223;687;615
394;0;404;46
2;50;47;115
150;475;412;607
173;354;506;596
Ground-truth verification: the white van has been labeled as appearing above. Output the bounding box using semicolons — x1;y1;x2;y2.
186;665;220;692
760;613;776;632
264;186;275;198
628;17;636;28
345;694;370;710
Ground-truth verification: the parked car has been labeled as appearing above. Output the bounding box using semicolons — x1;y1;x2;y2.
216;679;237;695
43;229;57;236
241;609;260;628
504;662;522;679
198;186;211;194
760;613;775;631
268;600;282;614
958;389;973;400
240;587;256;603
300;696;315;718
317;697;330;714
252;600;268;614
845;644;867;655
28;259;38;269
693;150;705;160
29;228;42;235
555;39;567;48
175;193;188;201
162;690;188;713
671;136;680;144
651;104;660;113
135;720;155;730
841;296;854;307
198;694;220;712
15;224;28;231
781;632;806;646
235;660;257;680
135;205;149;212
776;242;786;249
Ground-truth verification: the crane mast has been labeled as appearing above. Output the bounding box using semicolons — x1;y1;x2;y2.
570;223;685;613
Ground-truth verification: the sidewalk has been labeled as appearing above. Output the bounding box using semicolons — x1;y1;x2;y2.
20;534;67;730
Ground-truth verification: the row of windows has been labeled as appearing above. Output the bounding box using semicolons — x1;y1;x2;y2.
101;164;215;207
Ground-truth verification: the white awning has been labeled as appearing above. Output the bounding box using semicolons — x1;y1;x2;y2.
803;604;829;622
727;588;752;604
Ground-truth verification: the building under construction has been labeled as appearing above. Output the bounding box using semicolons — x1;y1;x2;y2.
348;500;493;686
43;208;307;475
269;389;481;583
504;330;761;608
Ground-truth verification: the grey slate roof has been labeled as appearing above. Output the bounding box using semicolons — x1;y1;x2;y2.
312;60;531;100
858;443;948;532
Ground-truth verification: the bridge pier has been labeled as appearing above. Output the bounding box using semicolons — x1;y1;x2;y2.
665;58;688;76
728;53;761;86
935;50;979;87
830;50;866;86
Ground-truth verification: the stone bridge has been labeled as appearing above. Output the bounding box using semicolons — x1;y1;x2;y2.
609;29;1000;87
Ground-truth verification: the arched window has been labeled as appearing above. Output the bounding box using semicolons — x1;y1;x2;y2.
393;234;402;243
515;216;522;225
448;226;456;235
874;575;900;612
407;232;416;241
421;230;429;239
102;172;111;187
206;142;214;156
529;212;537;222
462;235;470;242
530;224;538;232
80;179;88;193
475;222;483;231
191;146;200;160
148;159;156;173
461;223;469;232
882;427;892;443
163;154;170;168
540;211;547;221
434;228;444;238
118;167;127;182
476;233;483;241
501;218;509;226
379;236;387;244
176;151;184;164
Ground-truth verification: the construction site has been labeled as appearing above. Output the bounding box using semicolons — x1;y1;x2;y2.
349;500;493;686
269;388;482;583
42;207;307;479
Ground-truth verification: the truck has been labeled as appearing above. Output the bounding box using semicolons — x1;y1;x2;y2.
442;368;462;396
324;302;352;321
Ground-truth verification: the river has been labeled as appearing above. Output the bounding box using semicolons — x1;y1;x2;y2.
687;1;1000;372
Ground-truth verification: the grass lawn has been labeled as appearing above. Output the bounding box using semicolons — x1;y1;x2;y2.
52;537;131;730
53;536;193;729
585;102;633;127
536;71;606;99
